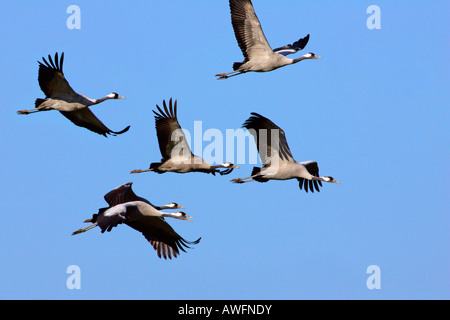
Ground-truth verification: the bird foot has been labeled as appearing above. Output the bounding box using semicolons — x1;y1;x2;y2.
130;169;142;174
215;73;229;80
17;110;29;115
230;178;244;184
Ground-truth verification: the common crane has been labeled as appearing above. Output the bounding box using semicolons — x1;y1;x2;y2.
216;0;321;79
72;183;199;260
231;113;340;192
17;52;130;137
130;98;239;176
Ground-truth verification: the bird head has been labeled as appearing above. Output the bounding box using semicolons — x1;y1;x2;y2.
107;92;126;100
221;162;239;169
323;176;340;184
177;212;193;222
218;162;239;176
303;52;322;60
167;202;185;209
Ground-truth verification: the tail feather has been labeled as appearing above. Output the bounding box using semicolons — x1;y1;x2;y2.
233;62;243;71
251;167;269;183
148;162;165;174
35;98;47;107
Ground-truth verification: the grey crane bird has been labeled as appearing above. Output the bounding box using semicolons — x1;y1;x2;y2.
130;98;239;176
72;182;184;235
72;183;199;260
17;52;130;137
216;0;321;79
231;113;340;192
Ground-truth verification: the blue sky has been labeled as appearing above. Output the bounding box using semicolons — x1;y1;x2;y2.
0;1;448;299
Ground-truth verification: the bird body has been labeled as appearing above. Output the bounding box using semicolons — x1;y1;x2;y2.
148;156;223;174
234;53;293;73
231;113;340;192
257;161;312;181
72;183;199;260
130;98;239;176
216;0;320;79
17;52;130;137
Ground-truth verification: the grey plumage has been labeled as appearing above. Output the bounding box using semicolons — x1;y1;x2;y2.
231;113;340;193
216;0;320;79
17;52;129;137
72;182;199;260
130;98;239;176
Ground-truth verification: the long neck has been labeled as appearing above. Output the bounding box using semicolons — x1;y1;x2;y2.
157;204;175;210
161;212;184;220
210;164;225;169
292;55;312;64
93;95;114;105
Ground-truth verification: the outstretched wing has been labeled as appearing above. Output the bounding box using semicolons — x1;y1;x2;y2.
124;204;201;260
243;112;295;166
153;98;192;161
297;161;323;193
128;216;201;260
103;182;151;207
59;108;130;137
38;52;77;99
229;0;273;61
273;34;310;56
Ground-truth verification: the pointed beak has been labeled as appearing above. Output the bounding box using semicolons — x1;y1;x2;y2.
232;165;240;169
177;205;185;209
315;55;322;60
185;215;193;222
118;95;126;100
334;180;341;184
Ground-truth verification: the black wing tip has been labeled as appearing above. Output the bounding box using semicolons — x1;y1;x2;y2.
298;178;321;193
242;112;269;129
38;52;65;72
292;34;310;50
155;237;201;259
153;98;178;120
179;236;201;249
107;125;131;136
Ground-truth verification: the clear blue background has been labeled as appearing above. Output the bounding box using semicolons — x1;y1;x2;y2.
0;0;448;299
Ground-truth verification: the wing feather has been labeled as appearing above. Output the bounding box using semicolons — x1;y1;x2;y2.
59;108;130;137
298;161;323;193
242;112;295;166
127;215;200;260
153;98;192;160
229;0;273;61
38;52;77;99
273;34;310;56
103;182;152;207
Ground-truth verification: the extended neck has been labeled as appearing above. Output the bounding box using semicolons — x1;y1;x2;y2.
161;212;184;220
292;54;321;64
93;95;114;105
210;164;225;169
157;204;175;210
292;56;311;64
